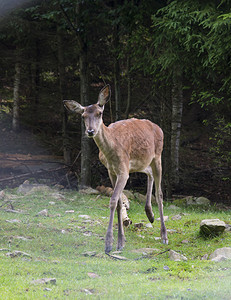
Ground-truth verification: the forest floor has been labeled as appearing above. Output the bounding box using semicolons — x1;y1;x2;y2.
0;186;230;299
0;113;66;188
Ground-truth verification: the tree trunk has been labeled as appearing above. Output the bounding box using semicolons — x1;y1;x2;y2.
79;44;91;188
12;61;21;132
113;24;121;121
171;67;183;188
160;87;172;199
125;55;131;119
57;27;71;164
60;1;92;187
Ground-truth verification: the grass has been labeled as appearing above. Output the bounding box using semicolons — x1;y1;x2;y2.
0;187;230;299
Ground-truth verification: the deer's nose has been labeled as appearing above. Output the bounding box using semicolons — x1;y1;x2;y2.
87;129;95;137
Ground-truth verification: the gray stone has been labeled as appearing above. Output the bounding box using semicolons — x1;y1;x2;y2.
169;250;187;261
156;216;169;222
134;192;146;202
6;250;32;258
200;219;226;236
79;187;100;195
123;190;135;200
145;223;153;228
171;214;182;221
18;181;50;195
6;219;21;223
225;224;231;232
201;254;209;260
0;190;5;200
82;251;96;257
31;278;56;285
209;247;231;260
78;214;91;219
211;255;227;262
37;209;48;217
195;197;210;206
168;205;180;210
134;222;144;228
131;248;159;254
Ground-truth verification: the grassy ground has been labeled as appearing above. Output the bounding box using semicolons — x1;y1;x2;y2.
0;188;230;299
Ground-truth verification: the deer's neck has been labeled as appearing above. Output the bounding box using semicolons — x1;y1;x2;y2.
93;123;113;157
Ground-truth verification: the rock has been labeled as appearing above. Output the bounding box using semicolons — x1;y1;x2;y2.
31;278;56;285
168;205;180;210
201;254;209;260
106;254;128;260
173;196;210;207
65;210;75;213
211;255;227;262
14;236;31;241
51;193;65;200
134;192;146;202
123;190;135;200
225;224;231;232
81;289;94;295
0;190;5;200
169;250;187;261
6;219;21;223
79;187;100;195
200;219;226;236
209;247;231;260
49;201;55;205
195;197;210;206
134;222;144;229
145;223;153;228
36;209;48;217
171;214;182;221
6;250;32;258
131;248;159;254
82;251;96;257
78;214;91;219
87;272;100;278
17;181;50;195
181;239;190;244
156;216;169;222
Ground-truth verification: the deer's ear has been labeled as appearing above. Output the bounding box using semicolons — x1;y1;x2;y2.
97;84;111;107
63;100;84;114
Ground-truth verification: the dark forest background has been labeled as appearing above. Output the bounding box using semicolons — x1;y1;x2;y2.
0;0;230;204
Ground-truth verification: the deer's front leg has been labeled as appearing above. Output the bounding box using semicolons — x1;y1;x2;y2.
105;173;128;253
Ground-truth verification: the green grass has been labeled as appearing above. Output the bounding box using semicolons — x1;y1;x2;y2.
0;188;230;299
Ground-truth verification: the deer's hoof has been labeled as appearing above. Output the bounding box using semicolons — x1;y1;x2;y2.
105;245;113;254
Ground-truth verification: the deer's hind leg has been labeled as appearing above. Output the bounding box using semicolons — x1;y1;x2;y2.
151;156;168;245
143;166;155;223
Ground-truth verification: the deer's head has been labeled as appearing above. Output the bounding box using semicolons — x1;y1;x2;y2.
64;85;111;138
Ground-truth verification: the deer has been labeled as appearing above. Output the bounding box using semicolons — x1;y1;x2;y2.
64;85;168;253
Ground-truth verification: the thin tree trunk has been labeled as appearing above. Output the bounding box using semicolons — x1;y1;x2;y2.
57;26;71;164
12;61;20;132
125;55;131;119
113;23;121;121
160;87;172;199
171;67;183;187
79;45;91;188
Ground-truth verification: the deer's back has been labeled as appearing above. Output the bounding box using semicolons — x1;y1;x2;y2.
99;118;163;173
